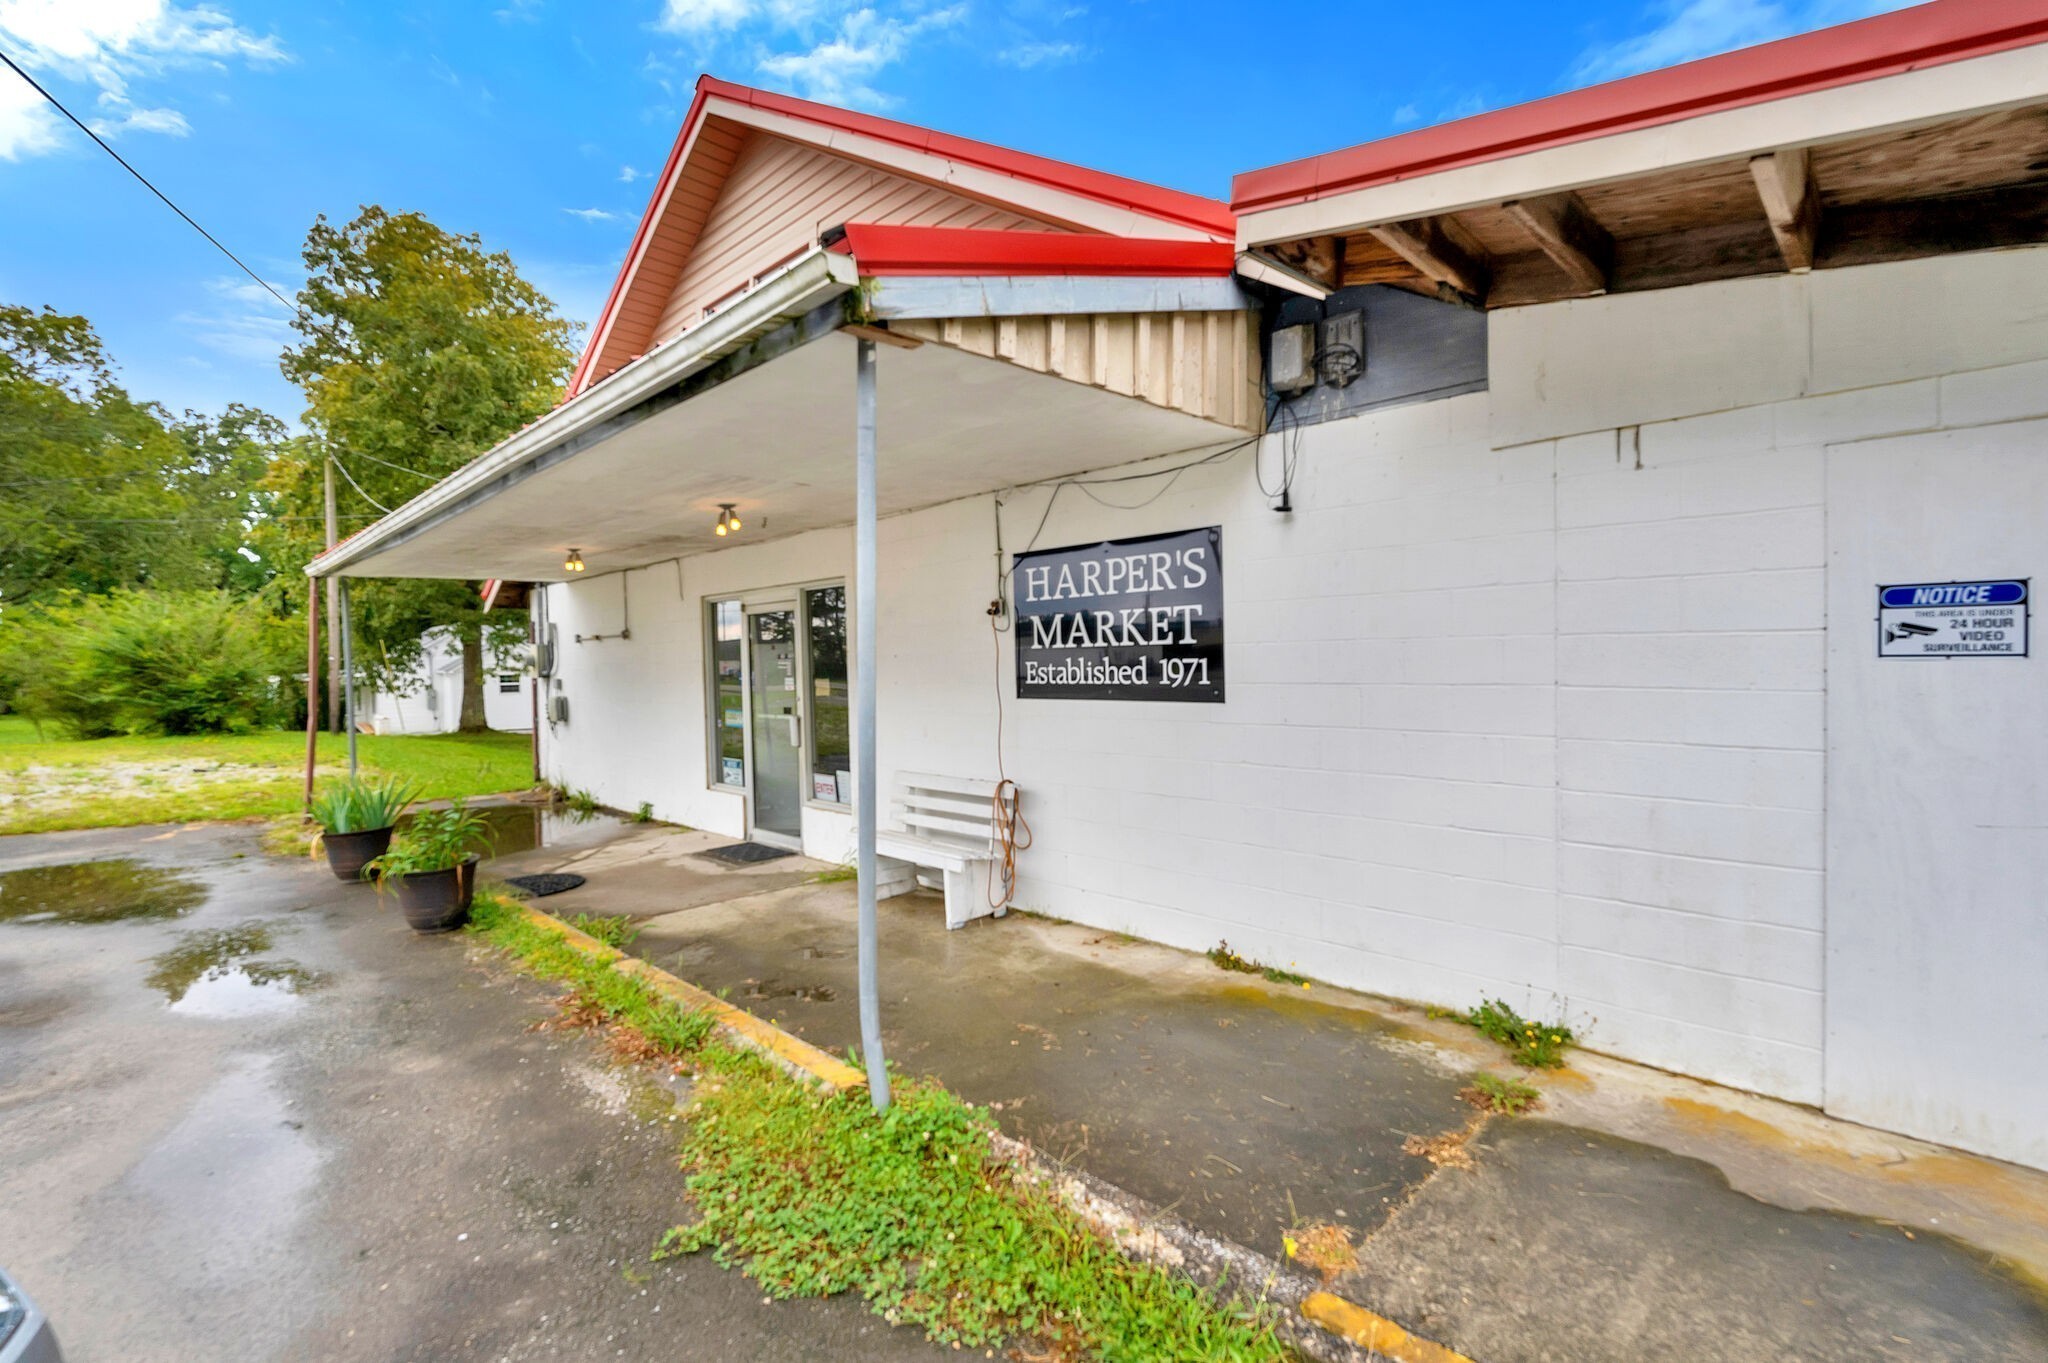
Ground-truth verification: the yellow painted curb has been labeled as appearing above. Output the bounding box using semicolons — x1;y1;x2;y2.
1300;1292;1475;1363
519;906;867;1092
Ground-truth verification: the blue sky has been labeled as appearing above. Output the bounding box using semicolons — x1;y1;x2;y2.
0;0;1908;424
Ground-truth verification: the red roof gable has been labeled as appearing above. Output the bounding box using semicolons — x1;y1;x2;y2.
1233;0;2048;214
569;76;1234;396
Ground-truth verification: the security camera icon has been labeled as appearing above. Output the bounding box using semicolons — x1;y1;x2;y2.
1885;621;1939;644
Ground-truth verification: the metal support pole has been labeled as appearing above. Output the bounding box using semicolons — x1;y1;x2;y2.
303;576;321;811
854;336;890;1111
324;458;341;734
340;577;358;777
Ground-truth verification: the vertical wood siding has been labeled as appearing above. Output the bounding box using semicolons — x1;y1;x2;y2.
892;311;1263;432
651;133;1066;347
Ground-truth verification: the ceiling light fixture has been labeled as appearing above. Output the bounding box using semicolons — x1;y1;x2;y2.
564;549;585;573
714;503;741;537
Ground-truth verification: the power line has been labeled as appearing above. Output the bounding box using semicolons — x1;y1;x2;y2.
0;46;295;313
327;453;392;513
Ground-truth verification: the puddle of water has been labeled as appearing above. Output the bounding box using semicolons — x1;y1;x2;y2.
0;859;208;925
402;803;620;860
146;923;328;1016
739;979;837;1003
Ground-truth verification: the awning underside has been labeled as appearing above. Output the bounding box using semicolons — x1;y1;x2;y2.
329;327;1246;581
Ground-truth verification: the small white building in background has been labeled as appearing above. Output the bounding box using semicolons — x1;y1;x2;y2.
358;627;532;735
311;2;2048;1174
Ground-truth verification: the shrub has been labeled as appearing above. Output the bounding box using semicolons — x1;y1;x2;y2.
0;590;286;737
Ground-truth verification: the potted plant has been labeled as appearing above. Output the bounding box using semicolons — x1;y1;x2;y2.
308;775;419;883
367;800;494;934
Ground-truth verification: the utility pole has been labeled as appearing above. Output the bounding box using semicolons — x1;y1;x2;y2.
324;457;342;734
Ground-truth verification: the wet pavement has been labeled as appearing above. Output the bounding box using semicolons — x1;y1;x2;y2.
0;821;949;1363
528;823;2048;1363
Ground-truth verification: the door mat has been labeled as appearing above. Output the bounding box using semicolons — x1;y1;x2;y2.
504;873;587;897
700;842;796;865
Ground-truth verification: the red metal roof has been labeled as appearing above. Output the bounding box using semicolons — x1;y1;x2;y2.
700;78;1233;239
1233;0;2048;214
832;224;1236;277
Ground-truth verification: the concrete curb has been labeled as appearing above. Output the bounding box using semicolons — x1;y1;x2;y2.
519;905;869;1090
992;1132;1476;1363
520;904;1470;1363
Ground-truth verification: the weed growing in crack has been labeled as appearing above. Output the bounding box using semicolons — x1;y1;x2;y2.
1462;1072;1543;1115
1463;998;1576;1069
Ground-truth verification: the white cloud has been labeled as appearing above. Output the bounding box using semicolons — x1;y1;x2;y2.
89;102;189;138
659;0;757;33
997;39;1080;69
180;273;294;363
619;164;642;183
1390;102;1420;127
495;0;543;21
564;206;623;222
756;4;964;108
0;64;62;159
1572;0;1914;84
0;0;285;158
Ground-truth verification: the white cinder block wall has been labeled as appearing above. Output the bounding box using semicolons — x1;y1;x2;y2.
535;246;2048;1152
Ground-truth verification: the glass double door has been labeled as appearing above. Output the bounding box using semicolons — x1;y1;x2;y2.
745;608;804;846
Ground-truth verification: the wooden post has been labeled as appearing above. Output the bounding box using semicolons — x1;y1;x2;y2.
304;573;321;813
324;459;341;733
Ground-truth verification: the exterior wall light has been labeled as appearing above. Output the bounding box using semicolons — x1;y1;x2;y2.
715;503;741;537
564;549;585;573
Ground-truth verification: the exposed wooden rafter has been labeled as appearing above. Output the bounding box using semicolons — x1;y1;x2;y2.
1368;216;1491;302
1749;147;1820;272
1502;192;1614;293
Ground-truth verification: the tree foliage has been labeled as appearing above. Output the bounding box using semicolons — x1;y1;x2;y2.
0;305;280;608
272;207;575;729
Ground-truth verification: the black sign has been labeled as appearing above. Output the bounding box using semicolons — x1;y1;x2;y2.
1013;527;1224;702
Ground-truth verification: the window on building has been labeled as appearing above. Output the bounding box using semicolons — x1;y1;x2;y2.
497;673;521;694
708;599;746;788
805;585;849;805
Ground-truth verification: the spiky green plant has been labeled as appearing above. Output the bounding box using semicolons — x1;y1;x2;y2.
309;774;419;834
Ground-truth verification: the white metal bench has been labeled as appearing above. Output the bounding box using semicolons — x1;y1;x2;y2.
874;772;1010;930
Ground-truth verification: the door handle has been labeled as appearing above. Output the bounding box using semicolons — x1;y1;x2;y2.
781;713;801;747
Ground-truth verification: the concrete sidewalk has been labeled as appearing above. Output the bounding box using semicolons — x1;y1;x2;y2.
504;821;2048;1363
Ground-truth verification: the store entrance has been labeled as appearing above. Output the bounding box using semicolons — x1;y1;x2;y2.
745;607;804;847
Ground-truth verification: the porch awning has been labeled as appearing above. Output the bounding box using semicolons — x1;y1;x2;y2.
310;249;1257;583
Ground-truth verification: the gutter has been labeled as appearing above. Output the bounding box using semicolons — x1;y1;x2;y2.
308;248;860;578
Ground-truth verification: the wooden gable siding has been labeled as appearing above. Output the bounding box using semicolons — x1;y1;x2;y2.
598;116;750;372
650;133;1067;347
890;311;1262;433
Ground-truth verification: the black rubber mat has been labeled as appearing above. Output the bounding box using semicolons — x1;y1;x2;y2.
700;841;796;865
504;872;586;897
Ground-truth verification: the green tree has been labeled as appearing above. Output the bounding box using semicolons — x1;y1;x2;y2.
276;207;574;729
0;305;273;607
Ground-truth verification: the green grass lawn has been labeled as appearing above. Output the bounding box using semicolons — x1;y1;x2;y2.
0;714;534;835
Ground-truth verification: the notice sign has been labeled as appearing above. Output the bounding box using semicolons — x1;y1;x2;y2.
1878;579;2029;658
1013;527;1224;702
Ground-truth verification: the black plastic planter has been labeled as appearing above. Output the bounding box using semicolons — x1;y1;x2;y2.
393;857;479;934
322;826;394;883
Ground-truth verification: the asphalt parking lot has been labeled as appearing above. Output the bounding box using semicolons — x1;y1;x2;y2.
0;820;946;1363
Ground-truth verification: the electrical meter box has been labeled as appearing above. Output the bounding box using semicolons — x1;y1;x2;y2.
1317;310;1365;388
